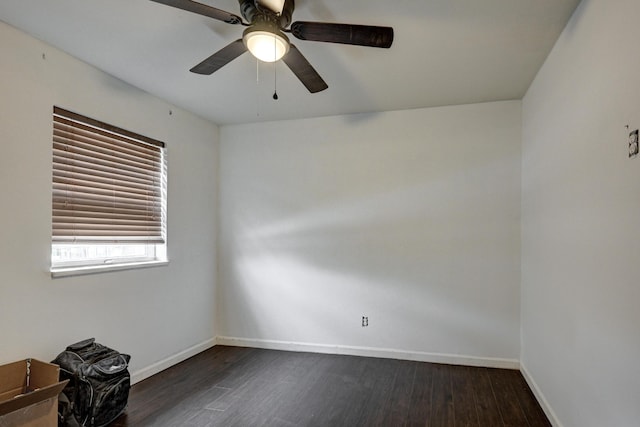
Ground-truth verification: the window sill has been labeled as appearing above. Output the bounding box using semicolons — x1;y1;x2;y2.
51;260;169;278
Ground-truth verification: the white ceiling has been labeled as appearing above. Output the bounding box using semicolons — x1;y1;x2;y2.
0;0;581;125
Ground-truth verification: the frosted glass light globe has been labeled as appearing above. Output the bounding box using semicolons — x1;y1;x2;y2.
244;30;289;63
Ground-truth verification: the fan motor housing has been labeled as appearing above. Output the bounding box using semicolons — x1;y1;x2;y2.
238;0;294;28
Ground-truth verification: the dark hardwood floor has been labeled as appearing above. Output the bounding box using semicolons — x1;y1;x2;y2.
112;346;550;427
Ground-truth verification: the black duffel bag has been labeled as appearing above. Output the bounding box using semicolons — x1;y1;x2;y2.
52;338;131;427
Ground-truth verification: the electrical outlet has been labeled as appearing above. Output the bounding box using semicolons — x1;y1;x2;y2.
629;129;639;158
362;316;369;327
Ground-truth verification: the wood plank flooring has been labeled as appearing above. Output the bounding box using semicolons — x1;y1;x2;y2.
112;346;550;427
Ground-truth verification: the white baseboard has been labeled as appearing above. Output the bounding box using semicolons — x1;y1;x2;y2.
215;336;520;370
520;362;563;427
130;338;217;385
130;336;519;387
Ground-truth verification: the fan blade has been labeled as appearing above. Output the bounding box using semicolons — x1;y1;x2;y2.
290;21;393;48
150;0;243;25
282;44;328;93
190;39;247;74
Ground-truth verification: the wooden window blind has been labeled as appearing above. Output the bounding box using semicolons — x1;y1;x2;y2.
52;107;166;244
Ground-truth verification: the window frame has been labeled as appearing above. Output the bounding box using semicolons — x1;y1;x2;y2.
50;107;168;277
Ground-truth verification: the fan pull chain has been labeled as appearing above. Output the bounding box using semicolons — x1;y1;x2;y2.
256;58;261;117
273;32;279;100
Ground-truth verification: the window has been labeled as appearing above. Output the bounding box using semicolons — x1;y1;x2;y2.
51;107;167;276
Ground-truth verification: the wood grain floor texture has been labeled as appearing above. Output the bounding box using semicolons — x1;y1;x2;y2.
112;346;550;427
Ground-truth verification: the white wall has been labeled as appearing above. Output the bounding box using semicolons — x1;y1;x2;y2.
0;21;219;380
521;0;640;425
218;101;522;365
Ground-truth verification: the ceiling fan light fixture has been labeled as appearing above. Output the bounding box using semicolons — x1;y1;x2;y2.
243;27;289;63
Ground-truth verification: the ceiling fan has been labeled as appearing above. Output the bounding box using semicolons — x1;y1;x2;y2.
150;0;394;93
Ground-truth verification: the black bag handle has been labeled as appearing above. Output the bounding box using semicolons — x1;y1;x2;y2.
66;338;95;351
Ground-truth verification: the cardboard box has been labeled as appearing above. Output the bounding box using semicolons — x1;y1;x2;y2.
0;359;68;427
